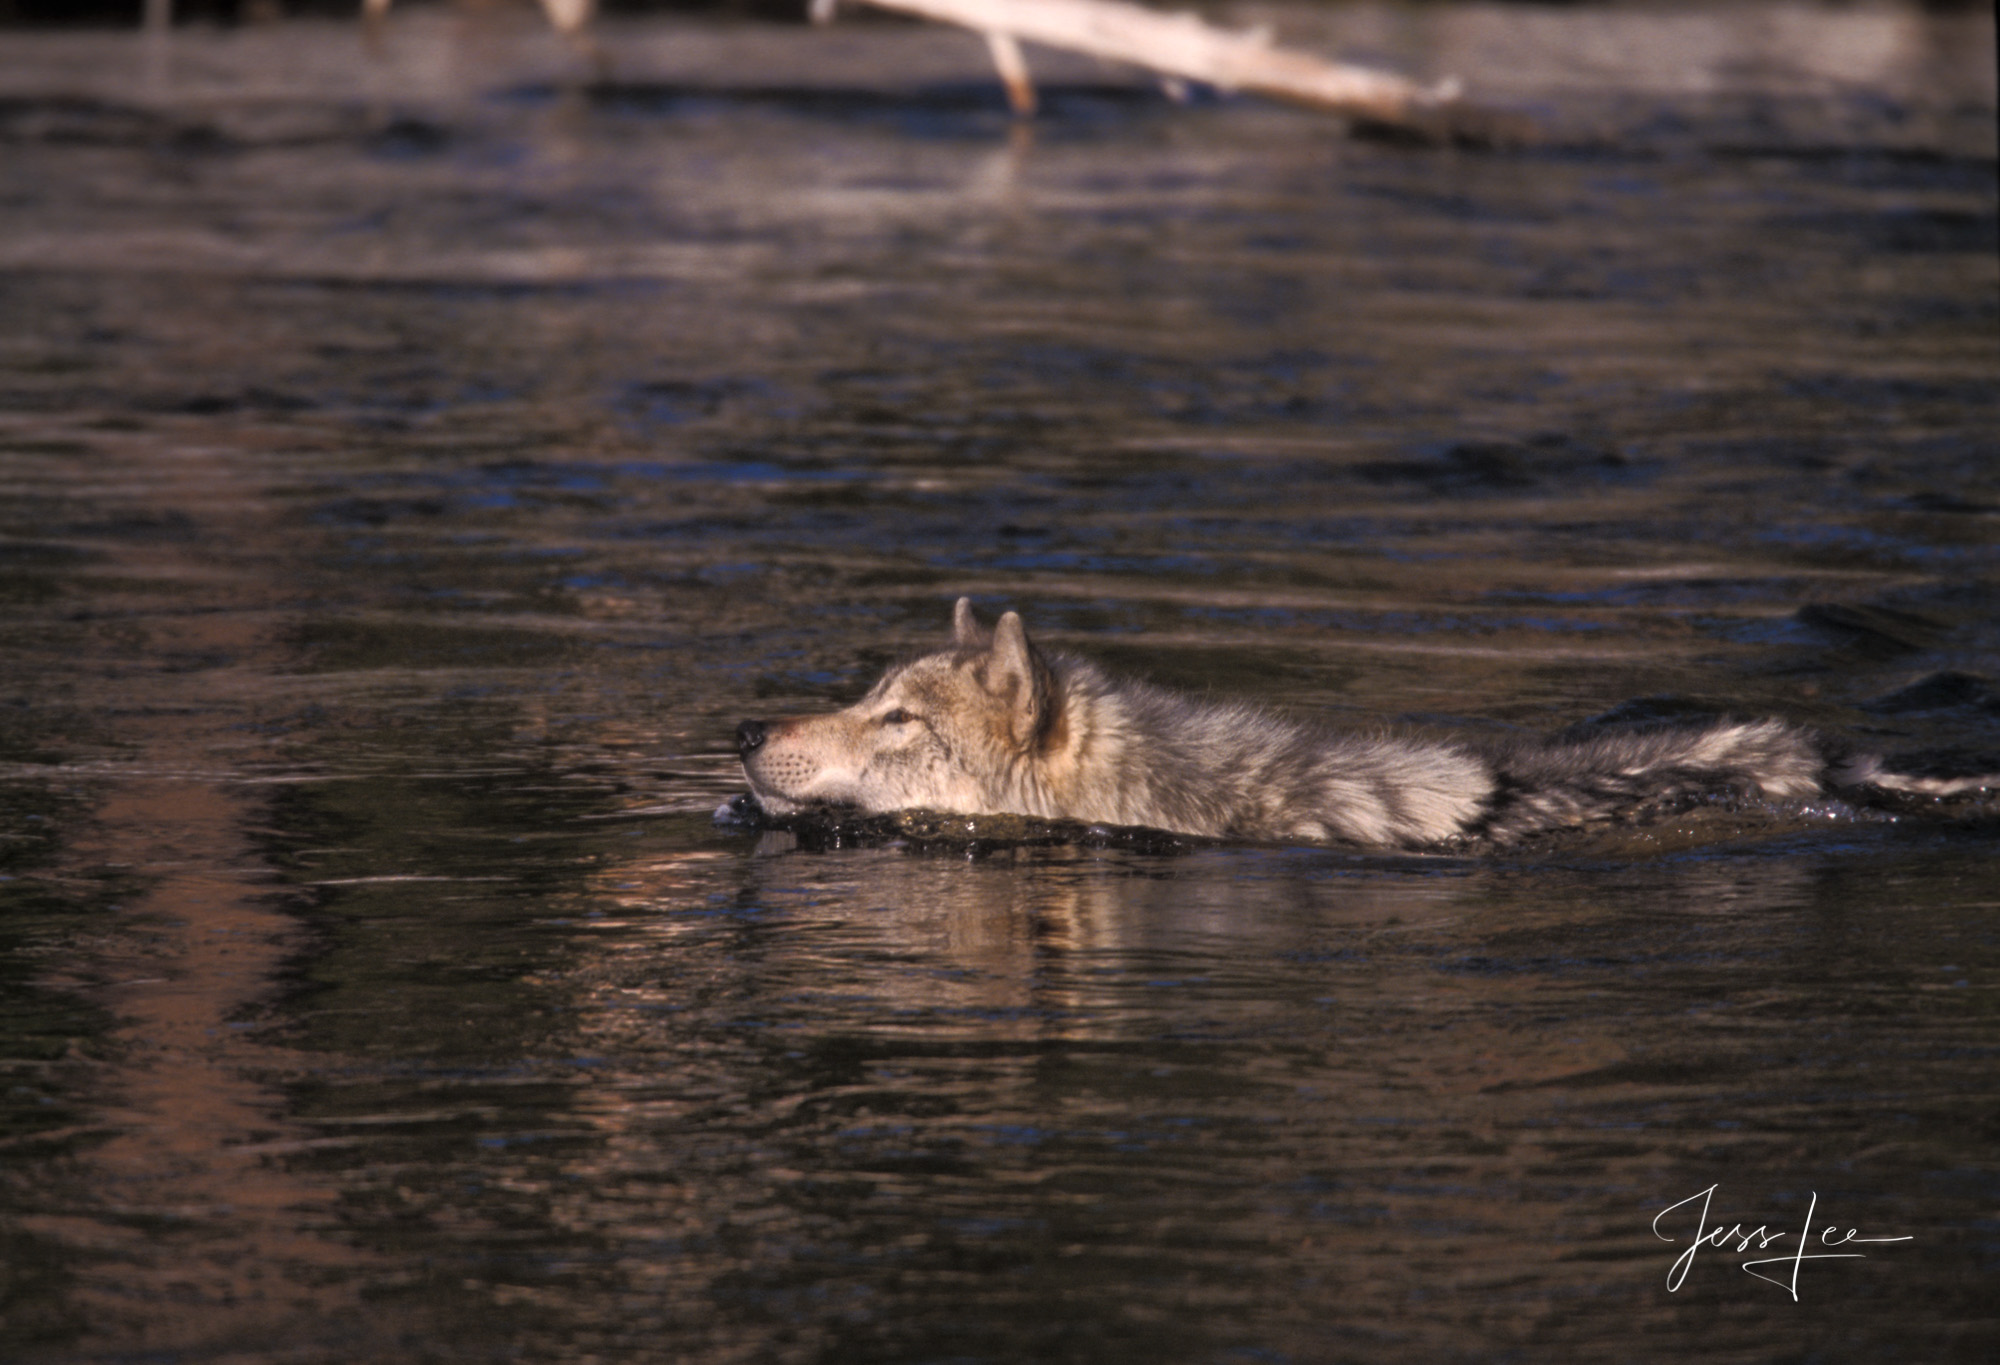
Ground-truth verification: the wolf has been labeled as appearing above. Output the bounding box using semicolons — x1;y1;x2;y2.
734;599;1988;848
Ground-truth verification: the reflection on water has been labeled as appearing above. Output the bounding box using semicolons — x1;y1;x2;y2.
1;5;1996;1362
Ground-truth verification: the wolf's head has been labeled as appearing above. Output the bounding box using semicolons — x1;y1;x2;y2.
736;598;1060;817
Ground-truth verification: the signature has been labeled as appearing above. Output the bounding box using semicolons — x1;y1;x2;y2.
1652;1184;1913;1300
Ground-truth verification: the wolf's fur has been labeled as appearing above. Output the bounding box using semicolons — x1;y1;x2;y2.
735;599;1986;848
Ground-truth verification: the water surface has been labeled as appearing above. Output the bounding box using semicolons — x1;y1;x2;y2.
1;6;1996;1362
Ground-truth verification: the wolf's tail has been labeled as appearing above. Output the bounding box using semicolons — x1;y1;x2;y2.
1482;718;1818;842
1480;716;1998;842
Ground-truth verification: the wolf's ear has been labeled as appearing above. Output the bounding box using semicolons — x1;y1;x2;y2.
951;596;992;648
986;610;1051;740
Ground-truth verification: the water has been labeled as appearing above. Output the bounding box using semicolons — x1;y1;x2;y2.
1;5;1996;1361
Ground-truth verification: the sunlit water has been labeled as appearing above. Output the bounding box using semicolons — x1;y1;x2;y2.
1;6;1996;1362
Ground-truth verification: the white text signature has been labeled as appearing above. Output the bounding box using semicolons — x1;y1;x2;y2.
1652;1185;1912;1300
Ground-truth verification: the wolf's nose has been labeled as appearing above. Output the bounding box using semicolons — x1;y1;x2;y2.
735;720;767;756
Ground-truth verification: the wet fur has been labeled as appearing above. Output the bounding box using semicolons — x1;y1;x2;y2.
736;599;1984;849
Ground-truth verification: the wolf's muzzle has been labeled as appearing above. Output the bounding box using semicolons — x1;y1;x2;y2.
735;719;767;757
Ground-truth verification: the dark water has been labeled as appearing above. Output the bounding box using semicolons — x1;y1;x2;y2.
2;7;1997;1362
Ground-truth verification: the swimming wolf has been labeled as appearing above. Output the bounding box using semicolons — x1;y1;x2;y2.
735;599;1986;848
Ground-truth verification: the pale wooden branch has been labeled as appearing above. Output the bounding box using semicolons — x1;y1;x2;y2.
982;30;1038;117
819;0;1531;145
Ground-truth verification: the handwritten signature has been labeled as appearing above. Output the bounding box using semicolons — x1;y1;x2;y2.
1653;1184;1912;1300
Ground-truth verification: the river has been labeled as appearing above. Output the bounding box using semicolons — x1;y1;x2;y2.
1;4;1995;1361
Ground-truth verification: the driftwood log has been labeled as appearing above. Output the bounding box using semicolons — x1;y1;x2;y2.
815;0;1530;145
350;0;1524;146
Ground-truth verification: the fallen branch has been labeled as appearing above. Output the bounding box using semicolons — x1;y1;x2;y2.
816;0;1532;145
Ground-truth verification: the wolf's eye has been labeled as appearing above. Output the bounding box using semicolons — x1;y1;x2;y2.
880;708;916;726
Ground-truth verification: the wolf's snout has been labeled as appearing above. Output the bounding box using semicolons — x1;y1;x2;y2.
735;720;767;757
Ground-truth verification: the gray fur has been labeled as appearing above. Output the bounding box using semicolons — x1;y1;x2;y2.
735;599;1988;849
